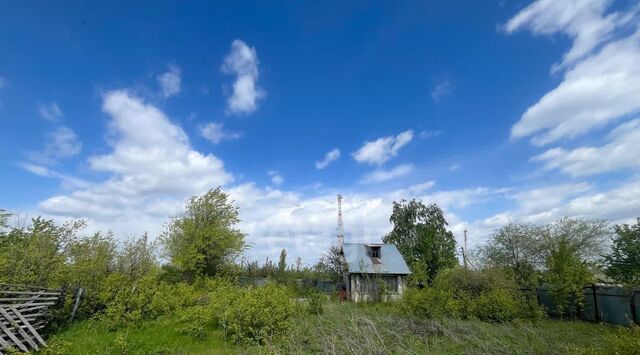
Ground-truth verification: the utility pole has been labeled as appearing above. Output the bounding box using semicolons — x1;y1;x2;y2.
337;194;344;248
463;229;468;269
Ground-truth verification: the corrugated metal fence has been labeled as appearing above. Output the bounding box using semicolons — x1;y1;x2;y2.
533;285;639;326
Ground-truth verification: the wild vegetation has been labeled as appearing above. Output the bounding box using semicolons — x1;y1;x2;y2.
1;188;639;354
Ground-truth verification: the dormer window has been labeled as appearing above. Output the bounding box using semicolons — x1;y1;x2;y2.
371;246;381;258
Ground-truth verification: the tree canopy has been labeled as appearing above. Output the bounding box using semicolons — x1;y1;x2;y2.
382;200;457;284
605;222;640;285
161;187;246;279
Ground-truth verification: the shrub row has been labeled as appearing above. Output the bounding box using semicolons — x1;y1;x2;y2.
402;268;545;322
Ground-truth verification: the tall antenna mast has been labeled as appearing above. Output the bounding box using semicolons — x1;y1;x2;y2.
337;194;344;248
463;229;468;269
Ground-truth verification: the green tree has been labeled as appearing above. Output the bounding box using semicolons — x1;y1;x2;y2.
278;248;287;274
543;217;609;264
481;222;544;287
116;233;158;280
316;245;346;282
545;238;593;318
0;217;84;287
383;200;457;284
605;222;640;285
161;188;246;279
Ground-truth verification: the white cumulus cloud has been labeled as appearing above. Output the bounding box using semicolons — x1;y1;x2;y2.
315;148;341;169
268;171;284;186
352;130;414;165
507;0;640;145
222;40;265;115
45;126;82;159
533;118;640;176
38;90;233;233
199;122;242;144
361;164;414;184
37;101;63;121
157;65;181;98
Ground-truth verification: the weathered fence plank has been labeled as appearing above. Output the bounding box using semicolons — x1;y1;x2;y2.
0;285;63;352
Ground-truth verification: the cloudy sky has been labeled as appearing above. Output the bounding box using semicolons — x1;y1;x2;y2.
1;1;640;265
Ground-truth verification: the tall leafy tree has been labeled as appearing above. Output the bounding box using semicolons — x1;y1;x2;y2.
605;222;640;285
0;217;84;287
382;200;457;284
545;238;593;317
278;248;288;274
161;187;246;278
316;245;347;282
481;222;545;287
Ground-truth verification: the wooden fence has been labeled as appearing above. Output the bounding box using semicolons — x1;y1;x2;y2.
0;283;64;353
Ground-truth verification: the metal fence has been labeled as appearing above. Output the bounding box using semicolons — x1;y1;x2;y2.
533;285;639;326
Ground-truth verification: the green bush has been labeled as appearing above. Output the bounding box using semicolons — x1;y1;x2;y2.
176;306;212;340
221;283;298;345
306;290;325;315
471;288;521;322
403;267;545;323
434;267;516;297
402;287;462;319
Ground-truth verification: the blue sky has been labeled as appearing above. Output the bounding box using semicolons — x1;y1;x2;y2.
1;1;640;264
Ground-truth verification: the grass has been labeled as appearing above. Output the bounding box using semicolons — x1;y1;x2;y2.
43;302;638;355
267;303;638;354
43;319;232;354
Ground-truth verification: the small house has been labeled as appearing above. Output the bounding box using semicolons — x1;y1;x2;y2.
341;242;411;302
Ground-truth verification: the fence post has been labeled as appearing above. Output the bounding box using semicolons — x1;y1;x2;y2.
631;290;638;325
591;284;600;323
69;287;84;323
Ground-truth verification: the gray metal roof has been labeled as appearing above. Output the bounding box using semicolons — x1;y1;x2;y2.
342;243;411;275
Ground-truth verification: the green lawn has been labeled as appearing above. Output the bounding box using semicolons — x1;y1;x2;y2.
44;302;638;354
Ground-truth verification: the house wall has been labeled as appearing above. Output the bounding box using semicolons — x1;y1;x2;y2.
348;273;408;302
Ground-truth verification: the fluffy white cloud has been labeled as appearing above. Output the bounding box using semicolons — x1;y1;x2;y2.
507;1;640;145
268;171;284;186
315;148;341;169
504;0;637;71
21;163;88;189
157;65;181;98
361;164;414;184
507;182;592;214
352;130;413;165
27;126;82;164
491;178;640;227
404;180;435;194
227;182;502;263
38;90;233;231
37;101;63;121
199;122;242;144
533;119;640;176
222;40;265;114
46;126;82;159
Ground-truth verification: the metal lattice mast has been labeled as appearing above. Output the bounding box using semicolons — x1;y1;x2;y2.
337;194;344;248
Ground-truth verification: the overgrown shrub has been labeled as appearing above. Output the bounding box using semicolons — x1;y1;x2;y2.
176;306;212;340
221;283;298;345
306;290;325;315
403;267;544;322
471;288;521;322
434;267;516;297
98;274;159;327
402;287;462;319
